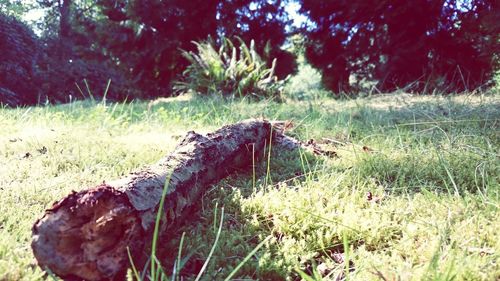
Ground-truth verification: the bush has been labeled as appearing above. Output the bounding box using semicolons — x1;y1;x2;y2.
0;13;41;106
38;56;135;103
174;38;285;99
35;36;139;103
0;13;136;106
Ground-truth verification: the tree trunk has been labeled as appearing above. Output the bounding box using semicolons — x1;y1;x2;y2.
58;0;72;40
32;119;310;281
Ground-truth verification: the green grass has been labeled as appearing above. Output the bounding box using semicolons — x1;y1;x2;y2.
0;93;499;280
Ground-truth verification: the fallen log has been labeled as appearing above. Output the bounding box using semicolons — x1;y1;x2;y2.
32;119;314;281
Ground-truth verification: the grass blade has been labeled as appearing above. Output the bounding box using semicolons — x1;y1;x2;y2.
151;170;173;281
194;207;224;281
103;79;111;104
127;247;141;281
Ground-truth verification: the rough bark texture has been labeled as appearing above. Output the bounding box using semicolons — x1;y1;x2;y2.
32;119;288;281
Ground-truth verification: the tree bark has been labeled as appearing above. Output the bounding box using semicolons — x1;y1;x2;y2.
32;119;310;281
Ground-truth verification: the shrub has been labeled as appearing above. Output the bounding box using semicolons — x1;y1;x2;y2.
38;56;135;103
174;38;285;99
0;13;41;106
0;12;137;106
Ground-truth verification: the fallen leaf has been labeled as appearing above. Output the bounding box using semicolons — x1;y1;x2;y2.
317;262;333;276
362;146;373;152
366;191;373;201
37;146;47;154
367;191;384;203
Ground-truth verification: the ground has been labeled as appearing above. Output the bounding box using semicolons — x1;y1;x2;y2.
0;93;498;280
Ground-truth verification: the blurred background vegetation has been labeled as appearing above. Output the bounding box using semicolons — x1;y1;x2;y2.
0;0;499;106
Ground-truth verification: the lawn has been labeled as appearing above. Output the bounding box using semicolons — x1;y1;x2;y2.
0;93;498;280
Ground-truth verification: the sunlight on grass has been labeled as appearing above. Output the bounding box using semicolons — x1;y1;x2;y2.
0;93;498;280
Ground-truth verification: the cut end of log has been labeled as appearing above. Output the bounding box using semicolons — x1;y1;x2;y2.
32;185;143;280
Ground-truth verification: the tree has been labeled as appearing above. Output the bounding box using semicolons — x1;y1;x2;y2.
300;0;499;93
1;0;297;103
33;0;134;103
218;0;297;79
92;0;296;97
430;0;500;91
89;0;220;97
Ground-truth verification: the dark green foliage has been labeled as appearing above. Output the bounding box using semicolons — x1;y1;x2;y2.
174;38;284;99
37;46;136;103
92;0;295;97
300;0;500;93
91;0;220;97
2;0;295;104
0;88;22;107
5;0;497;105
0;13;41;106
269;48;298;80
218;0;297;79
0;2;136;106
31;0;137;103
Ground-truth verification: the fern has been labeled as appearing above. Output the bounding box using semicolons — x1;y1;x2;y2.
174;37;284;99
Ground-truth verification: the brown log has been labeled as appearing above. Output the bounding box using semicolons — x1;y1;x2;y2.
32;119;311;281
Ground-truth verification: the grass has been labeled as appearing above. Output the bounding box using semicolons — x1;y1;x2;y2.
0;92;498;280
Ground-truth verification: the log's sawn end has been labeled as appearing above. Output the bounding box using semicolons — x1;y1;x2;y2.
32;185;143;281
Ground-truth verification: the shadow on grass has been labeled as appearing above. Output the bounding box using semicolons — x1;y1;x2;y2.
140;96;500;280
148;148;325;280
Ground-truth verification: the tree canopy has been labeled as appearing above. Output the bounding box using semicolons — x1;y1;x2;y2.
0;0;498;105
300;0;499;93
